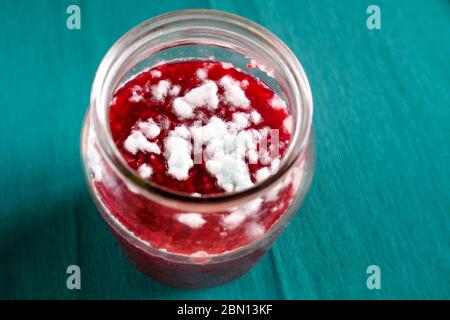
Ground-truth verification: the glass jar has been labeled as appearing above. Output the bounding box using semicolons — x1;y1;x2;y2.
81;9;314;288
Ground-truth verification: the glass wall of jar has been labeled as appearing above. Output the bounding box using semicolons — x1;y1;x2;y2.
81;10;314;288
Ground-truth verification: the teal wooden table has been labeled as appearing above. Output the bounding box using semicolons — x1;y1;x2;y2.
0;0;449;299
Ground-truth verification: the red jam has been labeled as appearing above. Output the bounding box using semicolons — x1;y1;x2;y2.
109;60;291;194
94;60;295;258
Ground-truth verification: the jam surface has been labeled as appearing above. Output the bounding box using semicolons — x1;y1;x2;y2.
109;60;291;195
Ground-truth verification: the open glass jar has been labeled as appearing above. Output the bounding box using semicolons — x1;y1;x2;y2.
81;9;314;288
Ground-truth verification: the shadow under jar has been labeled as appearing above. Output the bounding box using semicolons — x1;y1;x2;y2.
81;9;315;288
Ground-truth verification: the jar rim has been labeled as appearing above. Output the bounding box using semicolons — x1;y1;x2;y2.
90;9;313;210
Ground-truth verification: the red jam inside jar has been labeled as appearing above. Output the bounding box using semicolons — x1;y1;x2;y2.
110;60;291;195
103;60;293;254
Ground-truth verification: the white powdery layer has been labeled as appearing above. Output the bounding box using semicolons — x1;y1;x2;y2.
283;115;293;133
255;167;271;182
137;163;153;179
129;85;144;102
164;125;193;180
219;75;250;108
222;198;263;229
124;131;161;155
196;68;207;81
151;70;161;78
152;80;171;102
221;62;233;69
230;112;250;131
169;85;181;96
250;110;262;124
255;158;280;182
173;81;219;119
176;213;206;229
270;94;287;110
191;116;259;192
137;118;160;139
206;155;252;193
265;167;293;202
246;222;265;239
147;72;282;196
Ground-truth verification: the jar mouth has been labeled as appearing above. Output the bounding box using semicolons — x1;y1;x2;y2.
90;9;313;210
